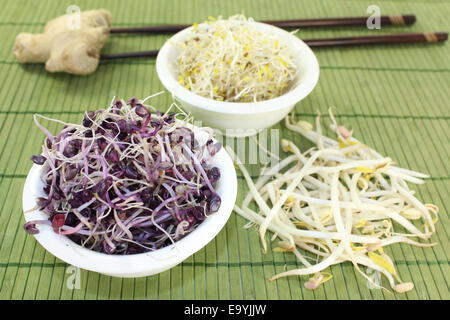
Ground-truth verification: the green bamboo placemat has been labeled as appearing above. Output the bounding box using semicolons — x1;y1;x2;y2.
0;0;448;300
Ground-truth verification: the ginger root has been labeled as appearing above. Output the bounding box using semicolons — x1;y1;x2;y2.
14;9;112;75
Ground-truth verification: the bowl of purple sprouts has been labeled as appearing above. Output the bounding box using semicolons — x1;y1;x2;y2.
22;95;237;277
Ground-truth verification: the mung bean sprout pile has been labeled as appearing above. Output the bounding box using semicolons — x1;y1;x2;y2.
175;15;298;102
231;109;439;293
24;96;222;255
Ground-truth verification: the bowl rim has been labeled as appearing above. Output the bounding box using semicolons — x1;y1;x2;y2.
156;20;320;115
22;129;237;278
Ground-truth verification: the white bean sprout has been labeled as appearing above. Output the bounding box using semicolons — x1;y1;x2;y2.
230;109;439;293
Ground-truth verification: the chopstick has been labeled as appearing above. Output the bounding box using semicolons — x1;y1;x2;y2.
110;15;416;33
303;31;448;48
101;51;160;60
100;32;448;60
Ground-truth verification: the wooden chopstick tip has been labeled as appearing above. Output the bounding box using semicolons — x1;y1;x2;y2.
438;32;448;41
402;14;416;25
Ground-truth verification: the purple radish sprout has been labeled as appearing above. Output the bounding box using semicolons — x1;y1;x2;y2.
25;97;222;254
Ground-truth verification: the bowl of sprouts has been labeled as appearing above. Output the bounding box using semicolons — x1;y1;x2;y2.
22;95;238;278
156;15;319;137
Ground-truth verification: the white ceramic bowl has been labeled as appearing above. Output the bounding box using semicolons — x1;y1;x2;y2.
22;129;237;278
156;21;320;137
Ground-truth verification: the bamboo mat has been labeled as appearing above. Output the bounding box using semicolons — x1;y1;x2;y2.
0;0;448;300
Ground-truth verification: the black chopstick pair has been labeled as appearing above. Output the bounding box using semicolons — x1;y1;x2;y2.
101;14;448;60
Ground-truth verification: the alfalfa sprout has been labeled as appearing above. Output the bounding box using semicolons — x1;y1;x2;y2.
175;15;298;102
